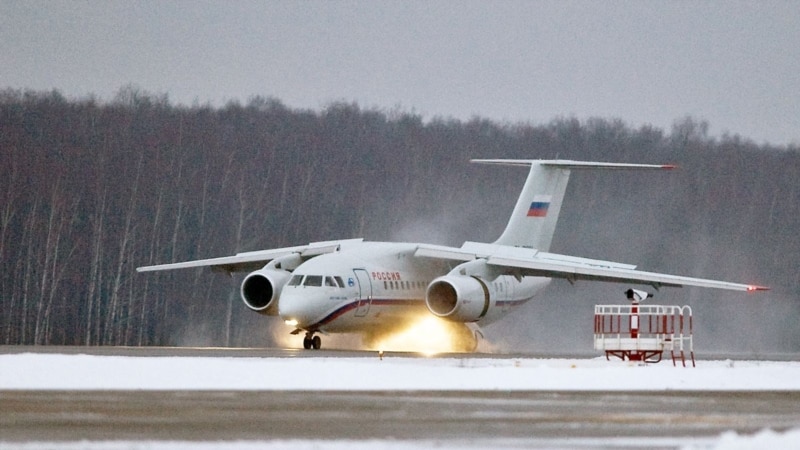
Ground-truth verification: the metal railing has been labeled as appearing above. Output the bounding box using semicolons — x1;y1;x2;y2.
594;304;694;367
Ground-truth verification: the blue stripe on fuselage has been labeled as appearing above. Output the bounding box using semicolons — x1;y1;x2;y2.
308;298;425;330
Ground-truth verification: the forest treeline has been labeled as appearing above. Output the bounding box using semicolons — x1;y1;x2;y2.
1;87;798;350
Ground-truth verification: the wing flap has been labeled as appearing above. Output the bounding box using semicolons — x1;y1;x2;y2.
487;255;766;291
136;249;297;273
137;238;364;274
414;242;767;292
416;242;637;271
414;244;477;261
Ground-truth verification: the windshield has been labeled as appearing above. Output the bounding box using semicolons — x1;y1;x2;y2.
290;274;346;288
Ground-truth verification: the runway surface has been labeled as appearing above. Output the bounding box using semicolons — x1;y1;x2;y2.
4;390;800;445
2;346;800;449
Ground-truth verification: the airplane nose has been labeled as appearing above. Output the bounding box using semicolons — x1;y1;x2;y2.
278;290;304;323
279;288;322;328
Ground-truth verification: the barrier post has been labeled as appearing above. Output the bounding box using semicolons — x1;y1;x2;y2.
630;300;641;361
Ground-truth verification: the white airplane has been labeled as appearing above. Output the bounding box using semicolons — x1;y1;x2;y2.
137;159;767;351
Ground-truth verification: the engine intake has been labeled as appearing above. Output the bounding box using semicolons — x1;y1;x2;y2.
425;275;490;322
240;269;291;316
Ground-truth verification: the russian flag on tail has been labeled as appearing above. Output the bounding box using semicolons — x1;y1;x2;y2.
527;195;551;217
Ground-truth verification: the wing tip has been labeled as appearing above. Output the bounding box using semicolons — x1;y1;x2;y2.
747;285;770;292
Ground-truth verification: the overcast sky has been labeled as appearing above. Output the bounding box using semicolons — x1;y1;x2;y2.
2;0;798;145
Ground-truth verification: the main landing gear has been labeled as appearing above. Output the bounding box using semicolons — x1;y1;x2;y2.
303;332;322;350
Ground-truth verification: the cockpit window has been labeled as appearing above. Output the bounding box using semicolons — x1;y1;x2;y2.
304;275;323;287
294;275;344;288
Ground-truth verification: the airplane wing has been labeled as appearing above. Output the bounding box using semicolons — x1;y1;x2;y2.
136;239;364;274
415;242;768;292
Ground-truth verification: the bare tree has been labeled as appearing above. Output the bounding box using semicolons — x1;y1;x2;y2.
138;189;164;346
85;188;107;345
42;196;80;344
20;199;39;344
106;154;143;344
0;157;18;343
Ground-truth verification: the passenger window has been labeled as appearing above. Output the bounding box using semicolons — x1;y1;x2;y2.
334;276;344;288
288;275;304;286
325;276;338;287
304;275;323;287
384;281;388;290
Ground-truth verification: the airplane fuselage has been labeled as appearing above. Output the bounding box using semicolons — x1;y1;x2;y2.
278;242;550;335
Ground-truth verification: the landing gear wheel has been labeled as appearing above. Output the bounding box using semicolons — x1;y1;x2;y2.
303;332;322;350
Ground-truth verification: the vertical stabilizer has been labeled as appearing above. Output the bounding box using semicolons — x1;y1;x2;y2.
472;159;675;251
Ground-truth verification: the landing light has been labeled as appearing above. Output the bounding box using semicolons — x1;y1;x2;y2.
746;285;769;292
284;319;298;327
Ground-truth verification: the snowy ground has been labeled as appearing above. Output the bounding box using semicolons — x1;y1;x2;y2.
2;352;800;391
4;432;800;450
2;352;800;449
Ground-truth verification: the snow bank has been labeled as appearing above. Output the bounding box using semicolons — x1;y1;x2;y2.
2;353;800;391
685;428;800;450
4;430;800;450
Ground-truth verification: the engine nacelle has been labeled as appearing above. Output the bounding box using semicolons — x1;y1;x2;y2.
425;275;490;323
240;268;291;316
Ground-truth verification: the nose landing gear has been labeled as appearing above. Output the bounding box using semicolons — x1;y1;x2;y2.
302;332;322;350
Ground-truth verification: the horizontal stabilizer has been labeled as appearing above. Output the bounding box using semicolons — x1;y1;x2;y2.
471;159;676;170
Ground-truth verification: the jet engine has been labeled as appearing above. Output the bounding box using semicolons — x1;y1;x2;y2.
425;275;490;323
240;268;291;316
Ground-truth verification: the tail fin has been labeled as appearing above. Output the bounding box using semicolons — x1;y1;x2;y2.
473;159;675;251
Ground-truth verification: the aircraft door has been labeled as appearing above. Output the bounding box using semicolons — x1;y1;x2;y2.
353;269;372;317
